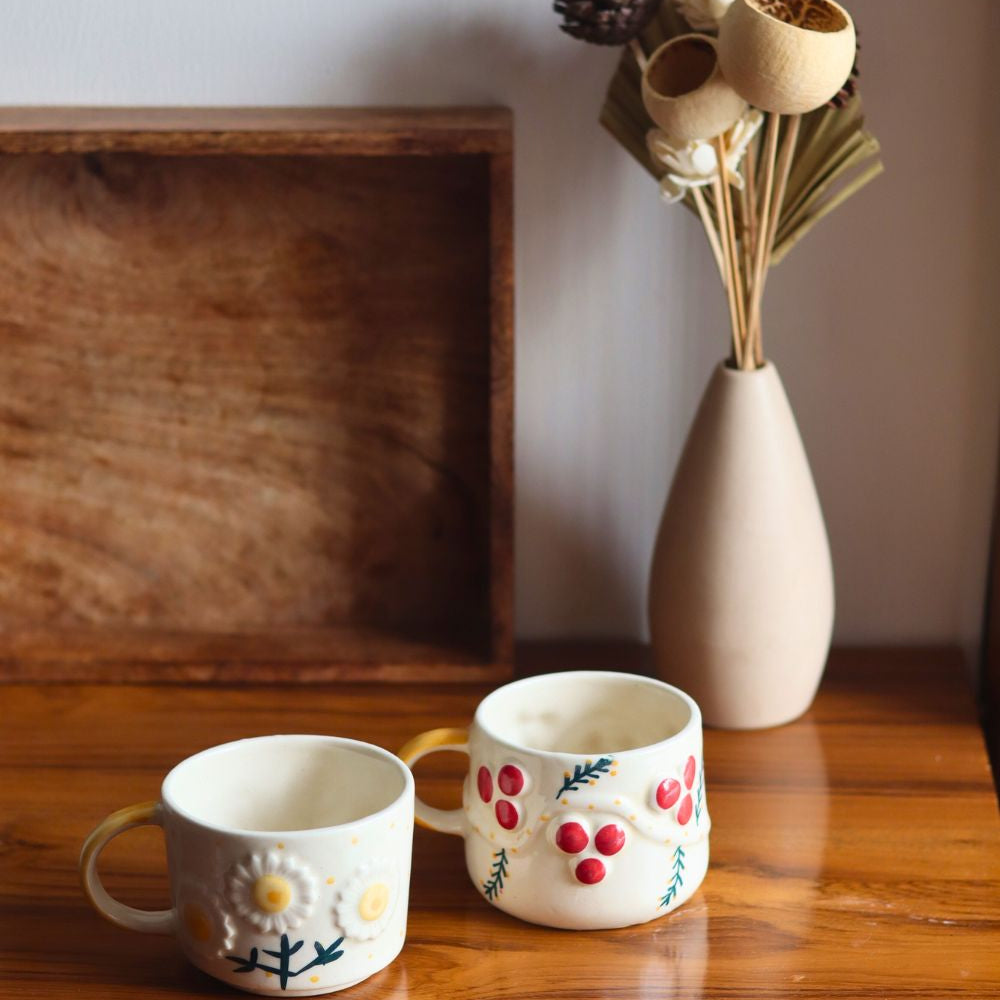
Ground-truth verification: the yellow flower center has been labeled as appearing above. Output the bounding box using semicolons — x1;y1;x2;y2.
358;882;389;922
183;903;213;943
253;874;292;914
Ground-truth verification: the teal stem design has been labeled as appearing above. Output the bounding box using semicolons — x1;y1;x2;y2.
694;766;705;825
482;847;509;901
226;934;345;990
659;845;686;909
554;757;614;798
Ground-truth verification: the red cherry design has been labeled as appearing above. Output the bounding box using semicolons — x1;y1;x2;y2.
575;858;606;884
554;821;589;854
677;793;693;826
684;755;697;790
498;764;525;796
495;799;519;830
656;778;681;810
594;824;625;856
477;766;493;803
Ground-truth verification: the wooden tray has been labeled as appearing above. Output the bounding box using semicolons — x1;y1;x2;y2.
0;108;513;683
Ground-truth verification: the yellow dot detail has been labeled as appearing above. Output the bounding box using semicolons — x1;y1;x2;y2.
253;874;292;914
326;876;335;885
614;798;622;805
610;771;618;776
588;779;596;785
310;976;320;983
541;814;551;822
183;903;213;943
265;972;273;979
351;836;359;845
561;798;569;805
358;882;390;922
629;814;637;821
564;770;571;778
586;759;592;765
489;831;495;840
368;952;374;960
276;842;285;849
587;804;595;810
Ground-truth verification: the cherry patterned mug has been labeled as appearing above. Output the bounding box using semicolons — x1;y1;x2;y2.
398;671;710;929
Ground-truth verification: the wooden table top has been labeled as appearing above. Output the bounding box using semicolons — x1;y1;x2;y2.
2;644;998;998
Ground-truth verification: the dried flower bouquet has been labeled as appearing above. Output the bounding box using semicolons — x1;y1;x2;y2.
555;0;882;370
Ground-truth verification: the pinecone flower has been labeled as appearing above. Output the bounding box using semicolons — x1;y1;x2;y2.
553;0;663;45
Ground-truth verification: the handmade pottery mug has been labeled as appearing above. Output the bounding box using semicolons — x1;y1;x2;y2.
398;671;710;929
80;735;414;996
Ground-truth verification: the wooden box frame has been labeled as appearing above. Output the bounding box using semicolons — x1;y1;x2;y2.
0;108;513;683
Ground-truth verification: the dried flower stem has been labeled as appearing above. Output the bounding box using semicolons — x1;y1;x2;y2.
690;187;725;286
628;38;648;71
748;113;781;361
739;182;754;322
712;170;742;368
751;113;801;361
714;134;748;368
744;131;759;244
742;132;759;352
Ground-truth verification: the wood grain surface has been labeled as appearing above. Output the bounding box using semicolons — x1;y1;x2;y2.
0;108;514;681
1;644;998;998
984;446;1000;774
0;107;514;155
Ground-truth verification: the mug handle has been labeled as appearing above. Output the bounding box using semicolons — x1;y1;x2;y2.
397;727;469;836
79;801;174;933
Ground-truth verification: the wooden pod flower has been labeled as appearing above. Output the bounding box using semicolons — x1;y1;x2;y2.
717;0;857;114
641;34;747;142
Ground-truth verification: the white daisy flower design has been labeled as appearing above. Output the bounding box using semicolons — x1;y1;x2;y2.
176;881;235;958
647;108;764;203
335;859;398;942
225;851;317;934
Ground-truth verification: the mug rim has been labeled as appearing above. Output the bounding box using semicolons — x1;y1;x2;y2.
473;670;702;759
160;733;414;837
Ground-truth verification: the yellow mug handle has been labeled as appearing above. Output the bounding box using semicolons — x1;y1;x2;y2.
79;801;174;933
397;727;469;836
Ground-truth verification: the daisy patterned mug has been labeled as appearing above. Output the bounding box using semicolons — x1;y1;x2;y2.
398;671;710;929
80;735;414;995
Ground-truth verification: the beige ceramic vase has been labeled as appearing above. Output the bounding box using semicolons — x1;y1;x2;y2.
648;361;834;729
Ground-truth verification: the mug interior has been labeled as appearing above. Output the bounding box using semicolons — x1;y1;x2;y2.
477;672;694;754
162;735;408;832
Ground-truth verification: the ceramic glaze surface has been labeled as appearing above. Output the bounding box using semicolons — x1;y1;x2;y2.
400;671;710;930
80;736;414;996
648;362;835;729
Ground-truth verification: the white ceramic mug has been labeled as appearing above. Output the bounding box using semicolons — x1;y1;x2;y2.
80;735;414;996
399;671;710;929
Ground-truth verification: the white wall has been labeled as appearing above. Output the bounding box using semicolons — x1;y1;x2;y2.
1;0;997;649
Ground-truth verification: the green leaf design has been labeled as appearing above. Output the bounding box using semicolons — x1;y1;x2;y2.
482;847;510;901
226;934;346;990
659;845;686;909
694;766;705;825
554;757;614;798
